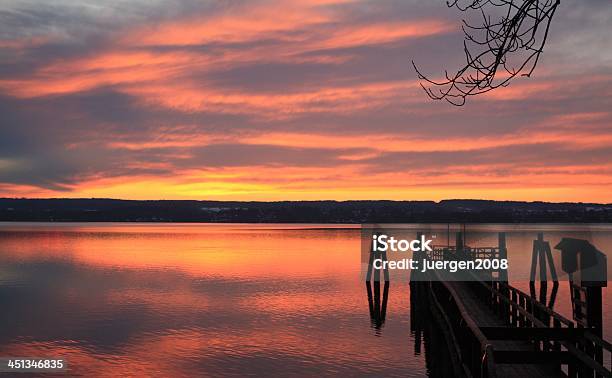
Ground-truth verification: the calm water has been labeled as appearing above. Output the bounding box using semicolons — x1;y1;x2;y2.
0;223;424;377
0;223;611;377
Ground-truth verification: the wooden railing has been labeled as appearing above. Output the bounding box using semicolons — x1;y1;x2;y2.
486;281;612;378
424;245;612;378
428;279;497;378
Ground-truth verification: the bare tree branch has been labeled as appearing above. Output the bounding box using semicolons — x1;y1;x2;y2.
413;0;560;106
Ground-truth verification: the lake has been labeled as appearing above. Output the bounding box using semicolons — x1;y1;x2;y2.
0;223;610;377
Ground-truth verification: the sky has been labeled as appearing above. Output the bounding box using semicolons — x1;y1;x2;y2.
0;0;611;202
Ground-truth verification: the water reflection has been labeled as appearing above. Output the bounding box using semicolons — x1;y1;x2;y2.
361;277;462;377
409;281;458;377
2;223;610;377
0;223;423;377
365;281;389;334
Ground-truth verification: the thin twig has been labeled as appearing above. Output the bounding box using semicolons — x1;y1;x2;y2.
414;0;560;106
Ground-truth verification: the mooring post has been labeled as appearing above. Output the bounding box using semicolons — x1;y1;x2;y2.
498;232;510;322
554;238;607;371
381;247;390;282
538;233;547;284
498;232;508;282
530;232;557;284
416;231;424;262
456;231;464;257
366;231;389;283
529;234;539;282
374;250;381;283
366;232;375;282
544;237;558;283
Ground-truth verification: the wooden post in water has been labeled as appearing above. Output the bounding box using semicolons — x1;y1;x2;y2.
381;246;390;282
366;231;389;282
498;232;508;282
554;238;608;374
456;231;464;258
528;233;559;328
529;232;558;285
538;233;547;284
544;235;558;282
366;232;375;282
530;237;538;283
414;232;424;270
498;232;510;323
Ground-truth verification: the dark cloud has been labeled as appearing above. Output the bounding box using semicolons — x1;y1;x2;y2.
186;143;369;167
0;86;374;189
363;143;612;173
205;61;343;93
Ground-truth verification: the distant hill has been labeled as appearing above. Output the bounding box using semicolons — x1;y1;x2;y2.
1;198;611;223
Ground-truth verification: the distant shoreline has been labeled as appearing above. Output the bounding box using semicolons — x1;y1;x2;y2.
1;198;611;223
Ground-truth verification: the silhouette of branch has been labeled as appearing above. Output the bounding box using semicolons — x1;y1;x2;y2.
413;0;560;106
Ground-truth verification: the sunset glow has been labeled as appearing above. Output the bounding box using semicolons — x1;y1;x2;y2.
0;0;611;202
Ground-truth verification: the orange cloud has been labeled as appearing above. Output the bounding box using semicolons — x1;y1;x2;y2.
3;157;611;202
321;20;452;48
241;127;612;152
121;79;421;116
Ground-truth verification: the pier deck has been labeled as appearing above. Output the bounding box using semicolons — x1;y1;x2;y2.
414;243;612;378
441;278;563;377
367;231;612;377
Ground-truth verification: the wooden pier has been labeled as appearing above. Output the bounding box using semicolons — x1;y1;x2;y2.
371;231;612;377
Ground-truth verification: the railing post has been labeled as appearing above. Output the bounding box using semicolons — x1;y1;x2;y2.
553;318;561;351
568;323;577;377
518;294;526;328
511;289;518;327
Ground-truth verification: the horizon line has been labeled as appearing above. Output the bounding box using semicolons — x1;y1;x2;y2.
1;197;611;206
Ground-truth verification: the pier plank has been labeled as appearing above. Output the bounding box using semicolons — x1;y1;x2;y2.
442;280;564;377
